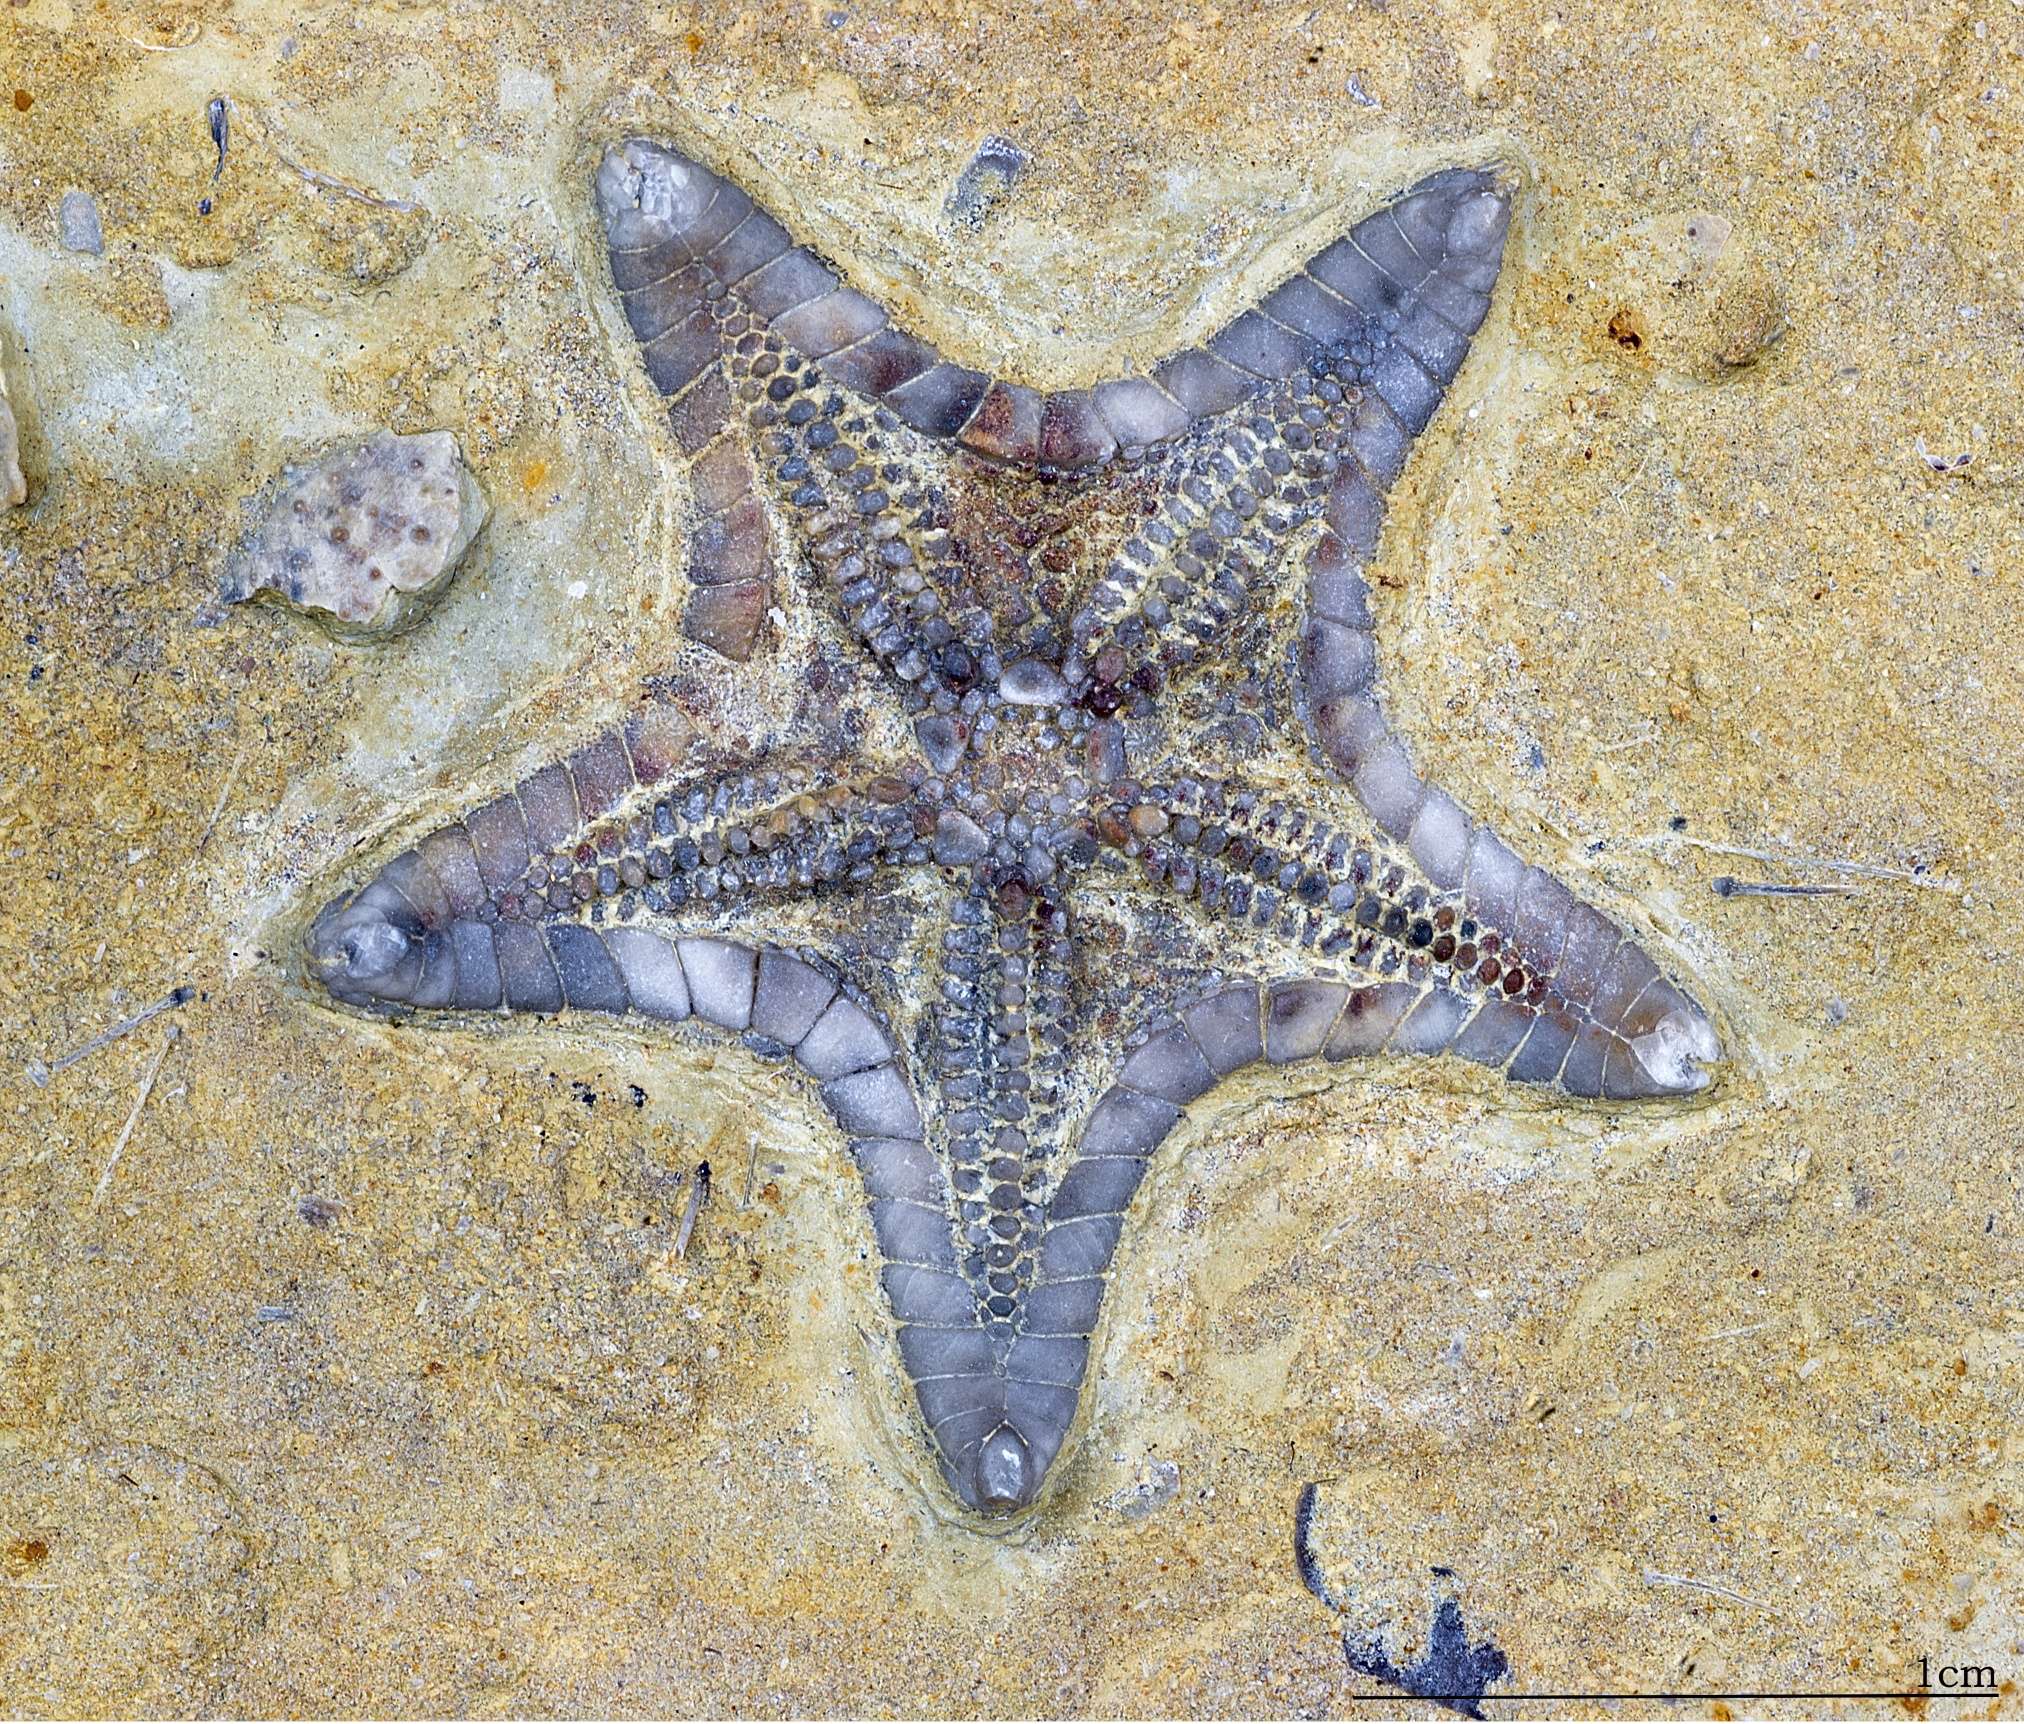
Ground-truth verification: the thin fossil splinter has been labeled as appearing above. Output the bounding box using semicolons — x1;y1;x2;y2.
92;1023;181;1209
1710;876;1857;899
676;1160;710;1257
303;139;1723;1518
28;984;193;1086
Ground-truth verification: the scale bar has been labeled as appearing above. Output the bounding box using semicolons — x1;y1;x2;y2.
1341;1694;2001;1703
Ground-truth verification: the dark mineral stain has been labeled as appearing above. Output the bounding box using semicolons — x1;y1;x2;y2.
208;94;229;179
1296;1485;1510;1720
1343;1596;1511;1720
1293;1481;1332;1604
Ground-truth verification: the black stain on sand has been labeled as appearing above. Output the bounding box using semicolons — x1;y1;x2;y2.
1296;1481;1512;1720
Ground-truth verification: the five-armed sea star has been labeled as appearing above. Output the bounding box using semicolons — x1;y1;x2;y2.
303;138;1721;1518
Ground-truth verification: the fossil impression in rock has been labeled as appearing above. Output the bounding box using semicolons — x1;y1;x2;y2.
305;139;1721;1517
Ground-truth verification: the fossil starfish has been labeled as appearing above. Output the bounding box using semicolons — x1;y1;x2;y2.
304;138;1721;1518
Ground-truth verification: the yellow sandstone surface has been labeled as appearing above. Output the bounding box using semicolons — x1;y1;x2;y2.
0;0;2017;1715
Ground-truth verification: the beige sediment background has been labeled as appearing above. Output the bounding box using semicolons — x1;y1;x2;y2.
1;0;2018;1715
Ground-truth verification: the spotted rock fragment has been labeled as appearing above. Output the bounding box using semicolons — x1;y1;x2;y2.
223;430;488;640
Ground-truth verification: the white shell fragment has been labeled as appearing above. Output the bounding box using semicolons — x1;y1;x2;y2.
0;368;23;510
998;659;1070;705
223;430;488;639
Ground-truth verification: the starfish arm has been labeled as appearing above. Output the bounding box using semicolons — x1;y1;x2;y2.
1078;773;1718;1100
896;858;1093;1510
600;138;1022;698
598;143;789;662
305;706;940;1012
1068;166;1515;695
1236;182;1635;1017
